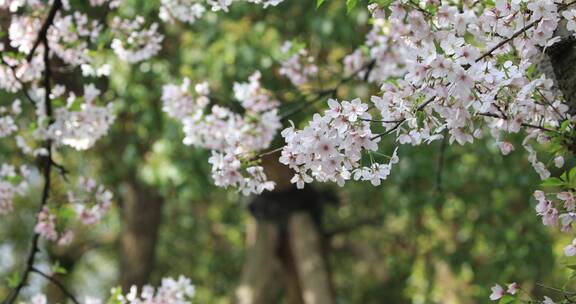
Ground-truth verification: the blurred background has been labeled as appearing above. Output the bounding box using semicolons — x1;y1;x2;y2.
0;0;571;303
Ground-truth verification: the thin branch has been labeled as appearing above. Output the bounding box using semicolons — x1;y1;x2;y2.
51;159;70;182
361;118;403;124
0;55;37;105
2;9;59;303
371;95;436;140
477;112;560;133
253;146;284;160
535;87;565;120
536;283;576;295
475;0;576;63
26;0;63;62
279;59;376;120
253;60;378;160
30;268;80;304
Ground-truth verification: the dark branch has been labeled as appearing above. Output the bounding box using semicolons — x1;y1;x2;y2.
2;6;60;302
475;0;576;63
26;0;63;62
30;268;80;304
279;59;377;121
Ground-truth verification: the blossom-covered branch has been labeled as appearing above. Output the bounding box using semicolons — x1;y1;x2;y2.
3;5;60;302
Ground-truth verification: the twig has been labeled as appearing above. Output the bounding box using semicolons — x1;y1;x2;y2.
477;112;560;133
30;268;80;304
475;0;576;63
0;55;37;105
253;146;284;160
371;95;436;140
26;0;63;62
2;9;59;303
279;59;376;120
536;283;576;295
254;60;378;160
51;159;70;182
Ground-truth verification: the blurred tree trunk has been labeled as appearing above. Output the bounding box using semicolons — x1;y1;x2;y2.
234;154;335;304
119;180;164;289
547;21;576;153
289;212;334;304
235;217;283;303
548;22;576;113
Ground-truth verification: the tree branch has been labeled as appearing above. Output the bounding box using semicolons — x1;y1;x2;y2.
30;267;80;304
26;0;63;62
2;10;60;303
279;59;376;121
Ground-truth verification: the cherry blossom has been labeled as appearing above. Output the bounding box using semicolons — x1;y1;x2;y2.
280;98;399;189
163;72;281;194
159;0;284;24
110;275;195;304
110;16;164;63
489;284;505;301
279;41;318;86
26;276;195;304
69;177;113;225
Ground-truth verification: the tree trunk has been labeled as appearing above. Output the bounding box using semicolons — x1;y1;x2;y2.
548;21;576;113
235;153;335;304
119;181;164;289
289;212;335;304
235;217;283;304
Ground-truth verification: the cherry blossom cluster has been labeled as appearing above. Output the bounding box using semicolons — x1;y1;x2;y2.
281;0;573;189
89;0;122;9
44;85;115;151
163;71;280;194
280;98;399;189
48;12;102;66
489;282;556;303
110;275;196;304
279;41;318;86
532;187;576;254
27;275;195;304
489;282;518;301
0;99;21;138
34;206;75;245
34;177;113;243
69;176;114;225
159;0;284;24
0;164;30;215
110;16;164;63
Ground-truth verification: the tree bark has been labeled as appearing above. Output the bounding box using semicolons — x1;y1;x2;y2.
235;153;335;304
235;216;283;304
289;212;335;304
119;181;164;289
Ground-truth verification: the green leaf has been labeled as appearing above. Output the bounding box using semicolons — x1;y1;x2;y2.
52;261;68;275
52;98;65;108
106;287;124;304
559;255;576;270
561;119;571;131
569;167;576;183
57;206;76;222
316;0;326;8
498;295;516;304
346;0;358;13
6;272;20;288
526;64;536;78
541;177;564;187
